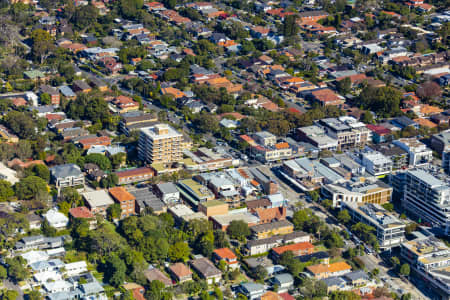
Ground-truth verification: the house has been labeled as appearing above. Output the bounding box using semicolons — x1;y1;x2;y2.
50;164;84;189
77;135;111;150
271;242;315;260
111;95;139;113
26;213;42;230
69;207;97;229
109;187;136;219
189;257;222;284
40;85;60;105
43;208;69;230
89;77;108;92
272;273;294;293
245;231;310;256
64;261;88;276
309;89;345;106
144;268;173;287
213;248;239;269
167;263;192;283
59;86;77;100
0;125;19;143
114;167;155;185
72;80;92;94
82;190;114;217
305;261;352;279
238;282;265;300
123;283;145;300
391;116;419;129
15;235;68;251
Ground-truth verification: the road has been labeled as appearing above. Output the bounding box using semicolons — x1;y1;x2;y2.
359;254;430;299
3;279;24;300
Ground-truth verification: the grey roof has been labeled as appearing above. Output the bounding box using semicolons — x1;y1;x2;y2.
80;281;104;294
407;169;445;188
50;164;83;178
157;182;179;194
251;220;293;234
190;257;222;277
297;251;330;262
240;282;265;293
344;270;369;281
322;276;346;287
273;273;294;284
244;256;274;269
392;116;416;127
59;86;76;97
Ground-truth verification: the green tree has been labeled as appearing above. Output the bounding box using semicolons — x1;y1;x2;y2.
119;0;144;18
0;180;14;202
2;290;19;300
105;255;126;287
146;280;172;300
400;263;410;277
30;29;54;64
283;15;298;37
41;219;57;237
337;209;351;224
27;290;42;300
168;242;190;262
357;86;402;118
382;203;394;212
6;256;29;282
337;77;351;94
84;153;112;170
361;111;374;124
107;203;121;221
71;4;98;30
32;164;50;182
226;220;250;241
292;209;311;231
3;111;36;139
249;265;267;281
14;176;48;200
0;265;7;280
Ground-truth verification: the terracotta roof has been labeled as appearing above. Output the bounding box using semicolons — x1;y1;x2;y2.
311;89;342;103
328;261;352;273
261;291;283;300
69;206;94;219
255;207;286;222
213;248;237;260
278;293;296;300
218;112;246;120
11;97;28;106
414;118;437;128
169;263;192;278
307;261;351;275
272;242;314;255
115;167;155;178
250;179;260;187
109;186;136;202
161;87;185;99
246;198;271;210
420;104;443;116
275;142;289;149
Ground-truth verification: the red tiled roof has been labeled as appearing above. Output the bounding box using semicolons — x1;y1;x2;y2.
69;206;94;219
115;167;155;178
213;248;237;260
366;124;391;135
272;242;314;255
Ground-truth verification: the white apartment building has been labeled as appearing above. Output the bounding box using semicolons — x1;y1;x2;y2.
393;138;433;167
402;169;450;235
360;151;393;176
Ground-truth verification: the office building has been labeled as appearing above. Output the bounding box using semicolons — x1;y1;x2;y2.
138;124;184;164
322;179;392;208
342;202;405;249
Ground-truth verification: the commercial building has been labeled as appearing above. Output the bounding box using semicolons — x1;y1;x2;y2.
296;125;338;151
342;203;405;249
318;116;371;150
401;234;450;299
177;179;215;206
401;169;450;235
138;124;184;164
198;200;229;216
322;179;392;208
431;131;450;174
370;143;408;170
